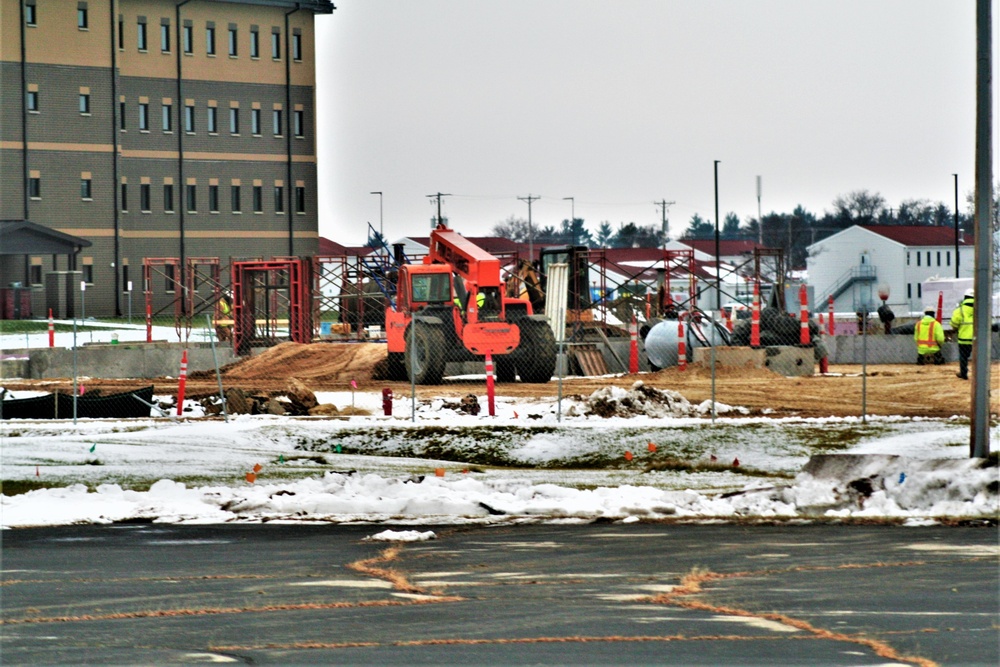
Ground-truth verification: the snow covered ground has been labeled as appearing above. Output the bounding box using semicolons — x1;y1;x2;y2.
2;382;996;528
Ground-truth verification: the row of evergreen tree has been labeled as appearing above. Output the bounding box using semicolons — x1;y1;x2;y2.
487;189;978;269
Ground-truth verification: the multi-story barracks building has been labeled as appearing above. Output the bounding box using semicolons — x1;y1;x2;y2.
1;0;334;318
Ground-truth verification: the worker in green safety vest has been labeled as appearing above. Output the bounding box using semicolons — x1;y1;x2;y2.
950;288;975;379
914;307;945;366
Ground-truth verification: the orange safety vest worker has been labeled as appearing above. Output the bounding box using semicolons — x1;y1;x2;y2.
914;313;944;355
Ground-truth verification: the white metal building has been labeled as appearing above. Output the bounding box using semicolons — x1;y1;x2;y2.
806;225;973;315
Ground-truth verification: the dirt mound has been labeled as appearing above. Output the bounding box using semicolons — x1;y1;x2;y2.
221;342;387;386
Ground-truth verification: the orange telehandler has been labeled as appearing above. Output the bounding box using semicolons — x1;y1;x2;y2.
385;224;557;384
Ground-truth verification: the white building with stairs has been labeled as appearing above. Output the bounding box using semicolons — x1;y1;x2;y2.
806;225;973;316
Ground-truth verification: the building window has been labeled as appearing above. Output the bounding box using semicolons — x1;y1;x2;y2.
161;23;170;52
295;186;305;213
926;251;930;266
209;185;219;212
78;4;88;30
250;28;260;58
294;110;304;137
274;185;284;213
164;184;174;212
186;184;197;212
25;3;37;26
30;263;43;286
271;30;281;59
946;251;951;266
916;253;921;267
292;32;302;61
907;283;912;299
207;106;218;133
83;264;94;284
253;186;263;213
936;251;941;266
139;102;149;130
917;284;923;298
165;265;176;293
121;183;128;211
140;184;151;212
251;108;261;135
185;104;195;132
231;185;241;213
183;24;193;54
273;109;282;136
122;265;130;292
27;90;39;112
29;177;41;199
228;27;237;56
162;103;172;132
229;107;239;134
906;252;910;266
81;178;92;200
206;25;216;55
137;19;147;51
119;101;126;129
118;16;124;48
79;93;90;114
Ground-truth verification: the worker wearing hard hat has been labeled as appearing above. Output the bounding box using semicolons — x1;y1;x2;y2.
914;307;945;365
950;288;975;379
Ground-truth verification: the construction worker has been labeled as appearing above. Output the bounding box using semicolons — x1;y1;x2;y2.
914;307;945;365
950;288;975;379
215;292;233;342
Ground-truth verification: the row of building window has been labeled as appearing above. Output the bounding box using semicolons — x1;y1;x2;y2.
25;3;302;62
27;92;307;139
28;177;307;215
906;250;952;268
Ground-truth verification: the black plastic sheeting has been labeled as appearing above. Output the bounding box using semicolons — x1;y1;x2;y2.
1;386;155;420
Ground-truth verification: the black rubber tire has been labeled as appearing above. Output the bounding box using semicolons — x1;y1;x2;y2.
386;352;407;381
404;323;446;385
494;355;516;382
514;319;557;383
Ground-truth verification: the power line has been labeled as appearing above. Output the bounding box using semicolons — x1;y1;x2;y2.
518;194;540;261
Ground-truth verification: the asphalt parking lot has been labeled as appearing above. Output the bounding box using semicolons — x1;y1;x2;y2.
1;523;997;665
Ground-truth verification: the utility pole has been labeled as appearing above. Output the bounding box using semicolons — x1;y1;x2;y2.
426;192;451;229
971;0;992;457
518;194;540;263
654;199;674;245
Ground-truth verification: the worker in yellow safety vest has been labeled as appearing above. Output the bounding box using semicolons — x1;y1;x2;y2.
914;307;945;365
950;288;975;379
216;293;233;342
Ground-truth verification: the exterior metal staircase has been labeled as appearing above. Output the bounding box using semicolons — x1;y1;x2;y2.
814;265;876;311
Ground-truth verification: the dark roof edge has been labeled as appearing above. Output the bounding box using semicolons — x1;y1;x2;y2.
0;220;93;248
207;0;335;14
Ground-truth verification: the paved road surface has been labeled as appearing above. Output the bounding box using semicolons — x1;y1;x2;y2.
2;523;997;665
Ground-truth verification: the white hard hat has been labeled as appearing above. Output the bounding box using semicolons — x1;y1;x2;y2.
964;288;974;298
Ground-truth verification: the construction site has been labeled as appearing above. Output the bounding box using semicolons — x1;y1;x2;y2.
3;225;998;421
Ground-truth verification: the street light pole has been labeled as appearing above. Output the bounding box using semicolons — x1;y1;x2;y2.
370;191;383;241
756;175;763;246
714;160;721;313
952;174;959;278
562;196;574;242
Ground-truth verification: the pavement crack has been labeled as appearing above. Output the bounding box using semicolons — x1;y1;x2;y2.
645;565;939;667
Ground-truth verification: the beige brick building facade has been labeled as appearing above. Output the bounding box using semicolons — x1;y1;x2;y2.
1;0;333;317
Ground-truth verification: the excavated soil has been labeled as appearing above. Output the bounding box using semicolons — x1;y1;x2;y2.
6;342;998;419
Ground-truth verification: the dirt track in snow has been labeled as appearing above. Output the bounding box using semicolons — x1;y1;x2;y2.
6;342;997;420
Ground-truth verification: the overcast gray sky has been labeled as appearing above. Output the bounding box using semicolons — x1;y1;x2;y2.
315;0;985;246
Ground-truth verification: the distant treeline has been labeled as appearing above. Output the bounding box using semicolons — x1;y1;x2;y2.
486;188;983;269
